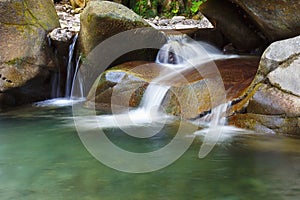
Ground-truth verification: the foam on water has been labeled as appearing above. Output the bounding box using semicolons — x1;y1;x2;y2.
33;98;85;107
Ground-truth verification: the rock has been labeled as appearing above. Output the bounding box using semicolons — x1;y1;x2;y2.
199;0;265;51
229;113;300;135
247;84;300;117
79;1;151;55
171;16;185;24
145;15;214;30
0;0;60;109
70;0;88;9
231;0;300;42
229;35;300;135
268;57;300;97
85;57;259;119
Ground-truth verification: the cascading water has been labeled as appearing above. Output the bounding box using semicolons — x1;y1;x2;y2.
34;33;83;107
44;32;242;142
65;33;79;98
71;55;84;98
76;34;233;136
156;34;236;67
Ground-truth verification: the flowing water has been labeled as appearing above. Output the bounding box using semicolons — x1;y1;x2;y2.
65;33;79;98
1;35;300;199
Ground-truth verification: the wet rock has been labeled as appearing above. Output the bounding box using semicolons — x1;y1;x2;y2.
231;0;300;42
229;113;300;135
85;57;259;119
0;0;60;109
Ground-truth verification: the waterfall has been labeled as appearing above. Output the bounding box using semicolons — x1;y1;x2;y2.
65;33;79;98
156;34;236;68
139;84;170;113
77;34;230;130
70;55;84;98
34;33;83;107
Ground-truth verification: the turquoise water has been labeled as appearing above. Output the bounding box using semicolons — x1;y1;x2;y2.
0;104;300;200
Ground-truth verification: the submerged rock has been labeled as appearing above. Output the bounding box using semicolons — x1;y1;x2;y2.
0;0;60;110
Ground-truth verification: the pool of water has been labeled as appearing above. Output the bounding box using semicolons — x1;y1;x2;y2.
0;103;299;200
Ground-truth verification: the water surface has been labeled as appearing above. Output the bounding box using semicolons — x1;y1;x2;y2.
0;104;299;200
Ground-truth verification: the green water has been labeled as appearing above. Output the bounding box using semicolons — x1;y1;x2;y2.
0;104;299;200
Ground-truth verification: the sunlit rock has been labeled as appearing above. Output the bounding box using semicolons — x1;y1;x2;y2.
230;35;300;135
85;57;259;119
79;1;151;55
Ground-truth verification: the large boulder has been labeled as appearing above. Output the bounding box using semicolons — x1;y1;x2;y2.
231;0;300;42
0;0;60;110
230;35;300;135
198;0;266;51
79;1;151;56
199;0;300;52
85;57;259;119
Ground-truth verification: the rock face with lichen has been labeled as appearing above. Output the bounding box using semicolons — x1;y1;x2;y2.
0;0;60;110
230;35;300;135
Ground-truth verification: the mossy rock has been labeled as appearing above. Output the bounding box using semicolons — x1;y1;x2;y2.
0;0;60;109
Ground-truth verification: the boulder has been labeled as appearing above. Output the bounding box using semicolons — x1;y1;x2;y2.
199;0;300;52
0;0;60;109
198;0;266;51
79;1;151;55
85;57;259;119
231;0;300;42
230;35;300;135
229;113;300;135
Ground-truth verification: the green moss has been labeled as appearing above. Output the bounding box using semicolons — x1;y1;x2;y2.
5;58;25;66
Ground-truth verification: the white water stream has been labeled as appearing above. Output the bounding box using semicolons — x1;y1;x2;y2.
37;34;245;142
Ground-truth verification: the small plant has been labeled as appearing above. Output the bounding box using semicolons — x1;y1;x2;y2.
134;0;148;17
190;0;206;16
170;1;179;15
134;0;158;18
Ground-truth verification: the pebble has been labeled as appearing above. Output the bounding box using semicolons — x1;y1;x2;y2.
145;15;214;30
49;1;81;42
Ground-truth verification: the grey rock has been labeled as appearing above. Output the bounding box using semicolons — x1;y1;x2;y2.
268;57;300;97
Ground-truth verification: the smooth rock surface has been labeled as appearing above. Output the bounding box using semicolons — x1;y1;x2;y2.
268;57;300;97
199;0;265;51
247;84;300;117
79;1;150;55
0;0;60;109
85;57;259;119
229;113;300;135
231;0;300;42
230;36;300;135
